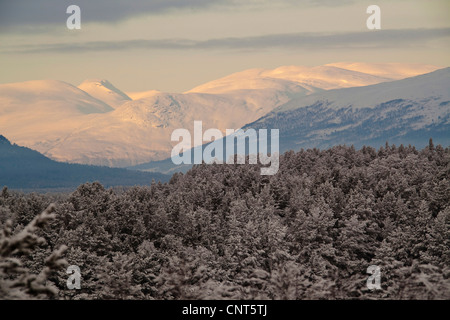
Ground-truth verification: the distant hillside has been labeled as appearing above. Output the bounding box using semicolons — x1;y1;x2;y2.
243;67;450;153
78;79;131;108
130;68;450;174
0;135;169;190
1;63;440;167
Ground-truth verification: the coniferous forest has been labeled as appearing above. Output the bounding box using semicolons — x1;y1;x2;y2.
1;142;449;300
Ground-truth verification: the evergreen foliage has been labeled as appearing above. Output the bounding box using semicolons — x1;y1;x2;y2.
0;142;449;299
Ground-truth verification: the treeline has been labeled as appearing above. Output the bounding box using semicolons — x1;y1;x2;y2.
0;141;449;299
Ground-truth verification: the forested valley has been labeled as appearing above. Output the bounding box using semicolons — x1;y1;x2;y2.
1;141;449;299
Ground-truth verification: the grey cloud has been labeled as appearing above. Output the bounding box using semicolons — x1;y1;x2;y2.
3;28;449;54
0;0;228;29
0;0;356;30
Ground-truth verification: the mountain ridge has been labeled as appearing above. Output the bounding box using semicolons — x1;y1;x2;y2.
0;134;169;190
243;67;450;153
129;67;450;174
0;63;444;167
78;79;131;108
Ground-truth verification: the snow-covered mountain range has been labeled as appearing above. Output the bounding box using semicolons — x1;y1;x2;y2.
130;67;450;174
243;67;450;153
0;63;444;167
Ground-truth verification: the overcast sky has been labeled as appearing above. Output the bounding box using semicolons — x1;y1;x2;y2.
1;0;449;92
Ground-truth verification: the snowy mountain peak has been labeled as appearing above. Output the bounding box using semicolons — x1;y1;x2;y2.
276;67;450;114
325;62;442;80
0;79;113;115
243;67;450;156
0;79;82;97
1;63;446;168
187;63;442;94
78;79;131;108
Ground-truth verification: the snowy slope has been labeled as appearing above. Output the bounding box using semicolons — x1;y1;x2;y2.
275;67;450;113
0;80;113;152
126;90;161;100
78;79;131;108
326;62;441;80
42;64;406;167
186;64;433;94
245;68;450;153
0;79;112;115
131;68;450;174
0;63;444;167
42;91;294;166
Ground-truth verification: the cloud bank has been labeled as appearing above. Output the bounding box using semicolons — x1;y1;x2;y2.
3;28;449;54
0;0;355;29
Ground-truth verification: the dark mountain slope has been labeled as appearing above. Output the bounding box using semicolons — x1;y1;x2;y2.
0;135;169;190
